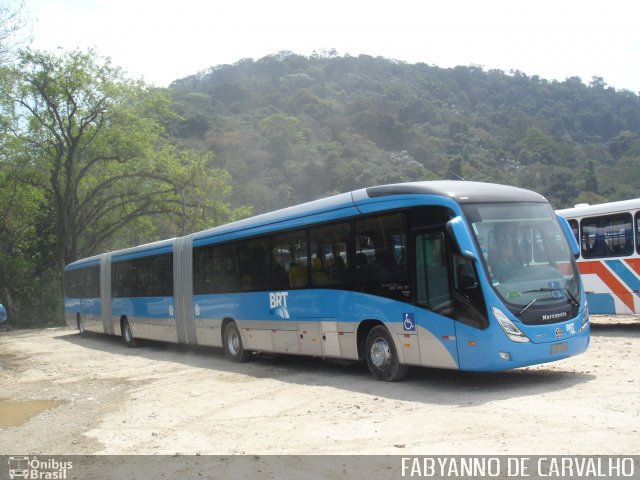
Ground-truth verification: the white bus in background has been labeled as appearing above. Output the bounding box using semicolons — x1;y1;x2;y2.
557;198;640;315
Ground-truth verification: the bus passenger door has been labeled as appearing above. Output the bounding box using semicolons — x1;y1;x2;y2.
414;229;460;369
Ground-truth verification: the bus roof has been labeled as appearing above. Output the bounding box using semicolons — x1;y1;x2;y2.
556;198;640;218
64;238;176;271
363;180;546;204
65;180;549;266
193;181;546;246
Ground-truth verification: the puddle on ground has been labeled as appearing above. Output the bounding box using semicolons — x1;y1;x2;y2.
0;399;64;428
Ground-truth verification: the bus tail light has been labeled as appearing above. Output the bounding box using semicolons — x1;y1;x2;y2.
492;307;530;343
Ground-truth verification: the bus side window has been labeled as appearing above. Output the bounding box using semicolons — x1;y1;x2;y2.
237;238;270;292
415;228;486;329
271;230;308;290
309;222;352;289
355;213;411;301
193;243;239;295
581;213;633;258
568;219;579;246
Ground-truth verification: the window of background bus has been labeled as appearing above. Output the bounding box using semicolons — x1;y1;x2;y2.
309;222;352;289
581;213;634;258
355;213;410;301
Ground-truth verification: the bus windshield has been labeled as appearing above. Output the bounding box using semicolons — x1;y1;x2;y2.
463;203;581;323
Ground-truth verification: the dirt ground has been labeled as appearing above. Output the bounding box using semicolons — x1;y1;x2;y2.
0;316;639;456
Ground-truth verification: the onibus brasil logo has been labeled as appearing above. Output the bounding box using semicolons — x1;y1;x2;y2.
7;457;73;479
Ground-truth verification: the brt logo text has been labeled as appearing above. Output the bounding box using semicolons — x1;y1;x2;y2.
269;292;289;309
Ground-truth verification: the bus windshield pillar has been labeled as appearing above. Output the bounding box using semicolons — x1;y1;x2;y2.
446;217;478;260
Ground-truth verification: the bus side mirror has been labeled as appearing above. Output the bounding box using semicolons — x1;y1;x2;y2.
446;216;478;261
556;214;580;259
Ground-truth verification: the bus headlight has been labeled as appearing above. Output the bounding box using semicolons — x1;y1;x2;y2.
580;303;589;332
492;307;530;343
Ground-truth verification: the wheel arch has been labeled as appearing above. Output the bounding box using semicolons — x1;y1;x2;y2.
119;315;130;335
356;318;412;365
220;317;236;343
355;319;385;361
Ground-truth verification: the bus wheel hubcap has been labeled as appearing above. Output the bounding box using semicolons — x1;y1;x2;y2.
229;332;240;355
370;338;391;369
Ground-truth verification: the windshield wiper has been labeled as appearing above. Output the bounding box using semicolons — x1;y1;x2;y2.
565;288;579;307
517;295;563;317
523;288;561;293
517;298;537;317
522;288;579;307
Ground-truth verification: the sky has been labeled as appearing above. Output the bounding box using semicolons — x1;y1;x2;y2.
26;0;640;92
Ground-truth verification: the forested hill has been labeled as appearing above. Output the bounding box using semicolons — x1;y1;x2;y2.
169;51;640;212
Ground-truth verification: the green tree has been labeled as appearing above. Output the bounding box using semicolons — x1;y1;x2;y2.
583;160;599;194
0;167;56;324
259;113;304;164
0;49;243;323
447;155;465;180
0;0;29;64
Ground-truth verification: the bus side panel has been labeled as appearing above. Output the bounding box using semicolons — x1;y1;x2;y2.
64;296;101;332
286;290;431;364
193;290;460;367
413;311;459;369
112;296;177;342
195;317;222;347
64;296;79;329
579;260;638;314
586;293;617;314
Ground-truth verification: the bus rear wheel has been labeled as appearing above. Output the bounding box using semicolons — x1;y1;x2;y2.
223;322;249;362
121;318;137;348
365;325;408;382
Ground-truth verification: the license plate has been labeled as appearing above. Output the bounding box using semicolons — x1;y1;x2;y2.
551;342;568;354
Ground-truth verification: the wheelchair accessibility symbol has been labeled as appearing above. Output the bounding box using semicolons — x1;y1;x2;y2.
403;313;416;332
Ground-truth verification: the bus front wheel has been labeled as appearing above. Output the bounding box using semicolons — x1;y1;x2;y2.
121;318;137;348
223;322;249;362
365;325;408;381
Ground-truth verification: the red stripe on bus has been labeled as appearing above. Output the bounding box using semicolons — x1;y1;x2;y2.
578;261;635;312
625;258;640;277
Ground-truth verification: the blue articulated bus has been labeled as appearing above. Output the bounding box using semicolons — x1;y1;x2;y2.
64;181;590;381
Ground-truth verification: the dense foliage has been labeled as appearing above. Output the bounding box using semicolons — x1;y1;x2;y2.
170;51;640;213
0;49;246;326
